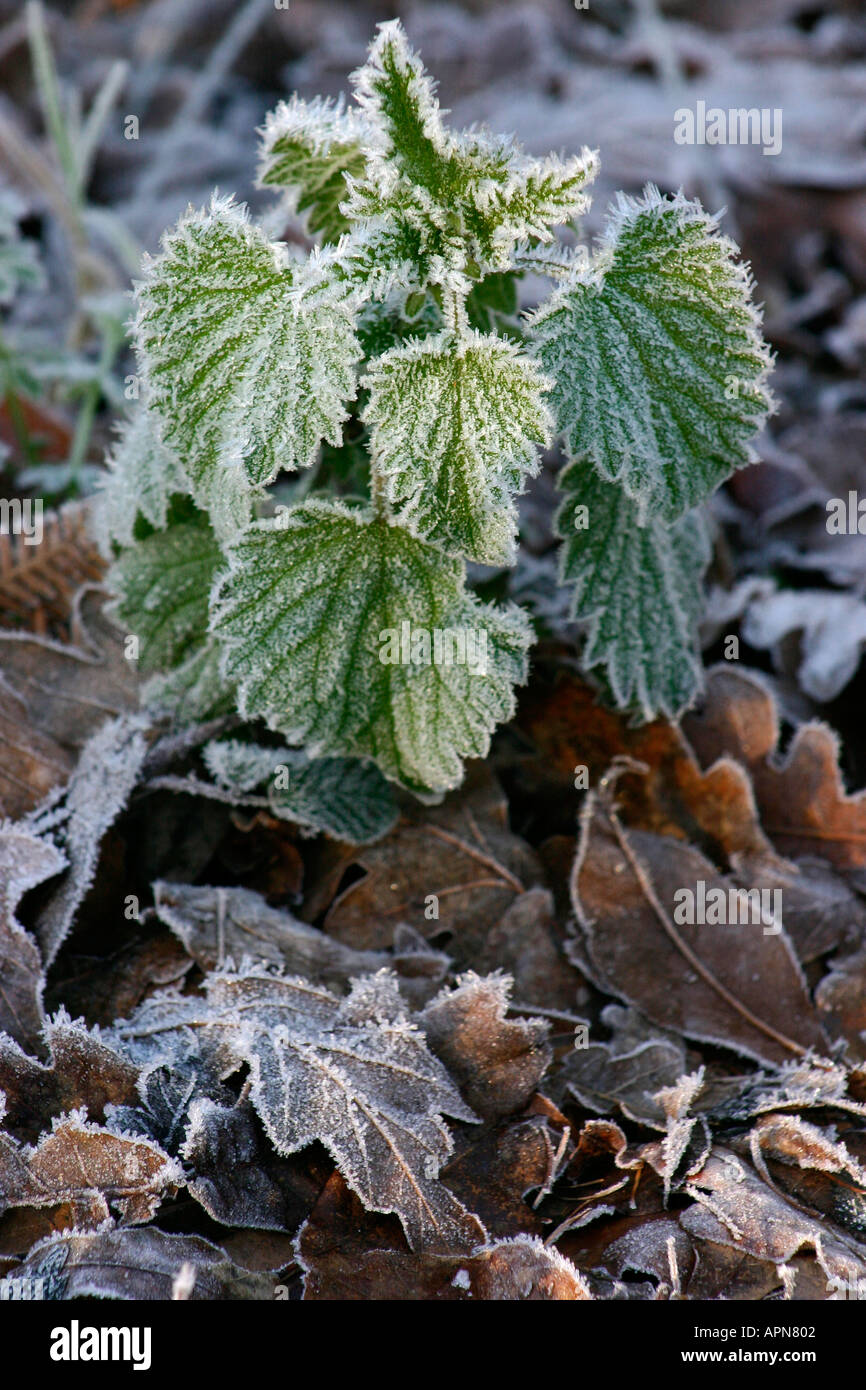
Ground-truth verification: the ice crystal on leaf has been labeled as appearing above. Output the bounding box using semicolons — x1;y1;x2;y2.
557;462;711;720
257;95;368;244
343;21;597;296
133;197;361;535
362;331;553;563
211;501;532;797
529;186;774;523
109;508;223;674
96;407;182;553
118;965;485;1253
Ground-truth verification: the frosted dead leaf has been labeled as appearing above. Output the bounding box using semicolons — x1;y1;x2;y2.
116;965;486;1253
0;1109;181;1227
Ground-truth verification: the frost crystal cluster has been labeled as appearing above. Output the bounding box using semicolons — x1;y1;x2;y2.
101;20;773;831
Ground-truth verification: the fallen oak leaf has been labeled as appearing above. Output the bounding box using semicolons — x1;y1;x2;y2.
0;1011;140;1143
114;966;486;1254
419;972;551;1121
684;664;866;871
0;586;139;820
569;770;829;1066
516;668;779;866
0;1110;181;1228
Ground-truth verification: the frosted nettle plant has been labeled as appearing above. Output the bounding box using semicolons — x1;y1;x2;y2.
100;20;773;837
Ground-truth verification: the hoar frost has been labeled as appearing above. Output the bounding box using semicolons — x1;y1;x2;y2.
102;18;774;816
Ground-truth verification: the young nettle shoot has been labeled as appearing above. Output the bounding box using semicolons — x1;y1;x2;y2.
101;19;774;839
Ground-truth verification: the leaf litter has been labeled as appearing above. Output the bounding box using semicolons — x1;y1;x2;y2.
3;0;866;1304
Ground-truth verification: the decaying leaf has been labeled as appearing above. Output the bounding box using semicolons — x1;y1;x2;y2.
0;1110;181;1227
684;665;866;871
516;669;779;866
297;1169;591;1300
0;501;104;638
0;587;139;820
28;714;150;966
554;1022;687;1126
419;972;551;1121
682;1148;866;1291
182;1098;324;1234
0;1011;139;1143
18;1227;274;1300
569;783;828;1065
0;824;65;1054
153;880;389;982
312;766;543;961
115;965;486;1253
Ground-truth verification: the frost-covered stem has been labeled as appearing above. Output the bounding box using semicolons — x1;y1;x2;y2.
369;463;389;518
442;284;468;335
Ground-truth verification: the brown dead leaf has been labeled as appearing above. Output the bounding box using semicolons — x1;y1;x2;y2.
0;824;64;1054
569;783;829;1066
48;931;192;1032
745;1114;866;1236
441;1105;569;1239
815;948;866;1057
681;1148;866;1292
0;500;103;637
0;1111;181;1228
419;973;551;1121
469;887;577;1011
684;665;866;871
17;1227;274;1300
297;1171;591;1300
153;880;390;982
516;669;777;865
0;586;139;819
0;1015;139;1143
182;1098;327;1234
309;765;543;962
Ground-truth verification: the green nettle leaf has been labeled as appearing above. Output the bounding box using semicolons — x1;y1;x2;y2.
345;22;596;296
529;186;774;522
362;331;553;564
337;175;466;301
96;407;183;552
133;196;361;534
109;511;223;674
203;739;397;843
144;641;235;724
257;95;368;244
211;501;532;796
464;151;598;271
557;459;711;720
